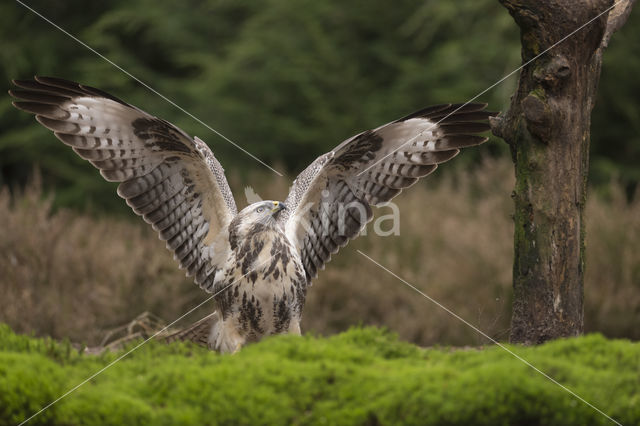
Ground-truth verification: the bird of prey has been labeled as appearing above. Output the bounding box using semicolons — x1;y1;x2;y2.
10;76;494;353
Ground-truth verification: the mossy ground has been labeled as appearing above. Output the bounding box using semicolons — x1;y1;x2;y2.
1;324;638;425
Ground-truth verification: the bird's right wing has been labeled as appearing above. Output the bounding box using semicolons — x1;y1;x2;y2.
10;77;237;292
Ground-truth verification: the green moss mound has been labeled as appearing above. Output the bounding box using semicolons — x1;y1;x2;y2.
1;324;638;425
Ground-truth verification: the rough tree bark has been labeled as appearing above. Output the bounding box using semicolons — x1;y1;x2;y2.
491;0;635;344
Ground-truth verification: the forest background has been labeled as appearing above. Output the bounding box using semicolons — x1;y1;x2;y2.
0;0;638;346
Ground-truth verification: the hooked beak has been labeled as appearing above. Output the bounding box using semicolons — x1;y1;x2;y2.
271;201;286;216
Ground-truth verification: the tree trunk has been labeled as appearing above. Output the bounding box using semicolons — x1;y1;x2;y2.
492;0;635;344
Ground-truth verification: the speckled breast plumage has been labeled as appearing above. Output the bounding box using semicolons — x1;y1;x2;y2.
209;223;308;352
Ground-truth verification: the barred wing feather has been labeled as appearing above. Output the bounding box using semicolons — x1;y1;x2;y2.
280;103;495;280
10;76;237;293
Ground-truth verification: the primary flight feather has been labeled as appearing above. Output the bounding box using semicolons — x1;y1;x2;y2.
11;76;494;353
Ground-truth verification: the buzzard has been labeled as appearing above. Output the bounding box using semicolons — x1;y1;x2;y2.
10;77;494;353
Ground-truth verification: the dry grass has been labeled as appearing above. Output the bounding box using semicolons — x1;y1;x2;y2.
0;175;199;345
584;182;640;338
0;158;638;346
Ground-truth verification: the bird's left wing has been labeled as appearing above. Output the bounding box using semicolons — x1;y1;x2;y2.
279;103;495;280
10;76;237;292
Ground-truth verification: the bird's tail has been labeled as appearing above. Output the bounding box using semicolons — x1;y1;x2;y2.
163;312;219;348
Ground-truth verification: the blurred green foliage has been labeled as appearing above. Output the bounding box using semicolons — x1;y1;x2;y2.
0;0;637;212
1;324;639;425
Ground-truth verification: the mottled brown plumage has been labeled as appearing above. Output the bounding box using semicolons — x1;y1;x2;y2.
11;76;494;353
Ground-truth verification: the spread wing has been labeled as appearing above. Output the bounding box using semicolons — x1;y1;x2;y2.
279;103;495;280
10;76;237;292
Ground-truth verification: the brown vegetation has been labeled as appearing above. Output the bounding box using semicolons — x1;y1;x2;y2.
0;158;637;346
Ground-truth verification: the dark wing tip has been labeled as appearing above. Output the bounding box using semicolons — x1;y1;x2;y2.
37;77;81;95
438;121;491;134
12;78;37;89
11;76;130;107
35;76;129;105
35;75;77;85
11;76;84;97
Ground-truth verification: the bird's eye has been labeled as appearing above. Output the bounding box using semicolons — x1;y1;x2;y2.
256;207;265;213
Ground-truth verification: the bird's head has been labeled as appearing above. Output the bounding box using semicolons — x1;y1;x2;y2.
235;200;287;230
